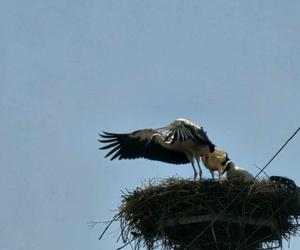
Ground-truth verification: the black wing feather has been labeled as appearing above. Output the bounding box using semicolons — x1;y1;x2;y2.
99;141;119;150
98;138;118;143
99;129;189;164
167;122;215;152
105;145;121;158
187;124;215;151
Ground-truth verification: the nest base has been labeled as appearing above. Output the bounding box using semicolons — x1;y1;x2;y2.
162;214;280;250
118;178;300;250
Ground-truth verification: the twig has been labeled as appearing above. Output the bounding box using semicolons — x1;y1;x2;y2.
98;214;120;240
116;237;138;250
87;220;111;229
211;222;220;250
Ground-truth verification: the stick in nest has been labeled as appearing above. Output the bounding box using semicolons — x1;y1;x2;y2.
98;214;120;240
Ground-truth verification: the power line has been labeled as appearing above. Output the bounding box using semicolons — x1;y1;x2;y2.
253;126;300;180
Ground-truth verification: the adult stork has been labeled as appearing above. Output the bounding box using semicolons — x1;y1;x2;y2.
99;118;215;180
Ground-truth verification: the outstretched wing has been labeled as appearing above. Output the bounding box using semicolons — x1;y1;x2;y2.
163;120;215;151
99;129;189;164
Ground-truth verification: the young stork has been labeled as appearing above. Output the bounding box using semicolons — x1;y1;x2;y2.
221;154;254;182
99;118;215;180
201;149;227;179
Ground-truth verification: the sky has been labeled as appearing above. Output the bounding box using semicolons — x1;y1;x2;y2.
1;1;300;249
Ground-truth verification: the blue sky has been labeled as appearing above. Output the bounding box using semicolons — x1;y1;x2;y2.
1;1;300;249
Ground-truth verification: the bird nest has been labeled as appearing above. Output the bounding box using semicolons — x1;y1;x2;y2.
115;178;300;250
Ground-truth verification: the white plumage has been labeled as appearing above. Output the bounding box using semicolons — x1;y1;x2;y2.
201;149;227;179
222;160;254;182
99;118;215;180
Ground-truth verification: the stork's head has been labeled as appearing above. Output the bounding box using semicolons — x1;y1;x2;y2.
222;161;235;175
209;143;215;153
221;153;231;175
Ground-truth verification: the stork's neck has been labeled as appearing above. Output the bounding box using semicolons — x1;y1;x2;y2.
224;160;235;171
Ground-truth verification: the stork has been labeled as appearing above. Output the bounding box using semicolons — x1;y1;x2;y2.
99;118;215;180
201;149;227;180
221;154;254;182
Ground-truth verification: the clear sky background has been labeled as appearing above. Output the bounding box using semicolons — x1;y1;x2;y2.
1;1;300;249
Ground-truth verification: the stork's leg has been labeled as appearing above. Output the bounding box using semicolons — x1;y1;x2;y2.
191;161;197;181
210;171;215;180
196;158;202;180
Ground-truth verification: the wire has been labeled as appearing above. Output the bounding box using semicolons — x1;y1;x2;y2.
253;164;269;178
253;126;300;180
185;126;300;249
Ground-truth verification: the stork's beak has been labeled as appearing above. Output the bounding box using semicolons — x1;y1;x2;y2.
221;153;230;163
221;166;228;175
221;154;230;175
